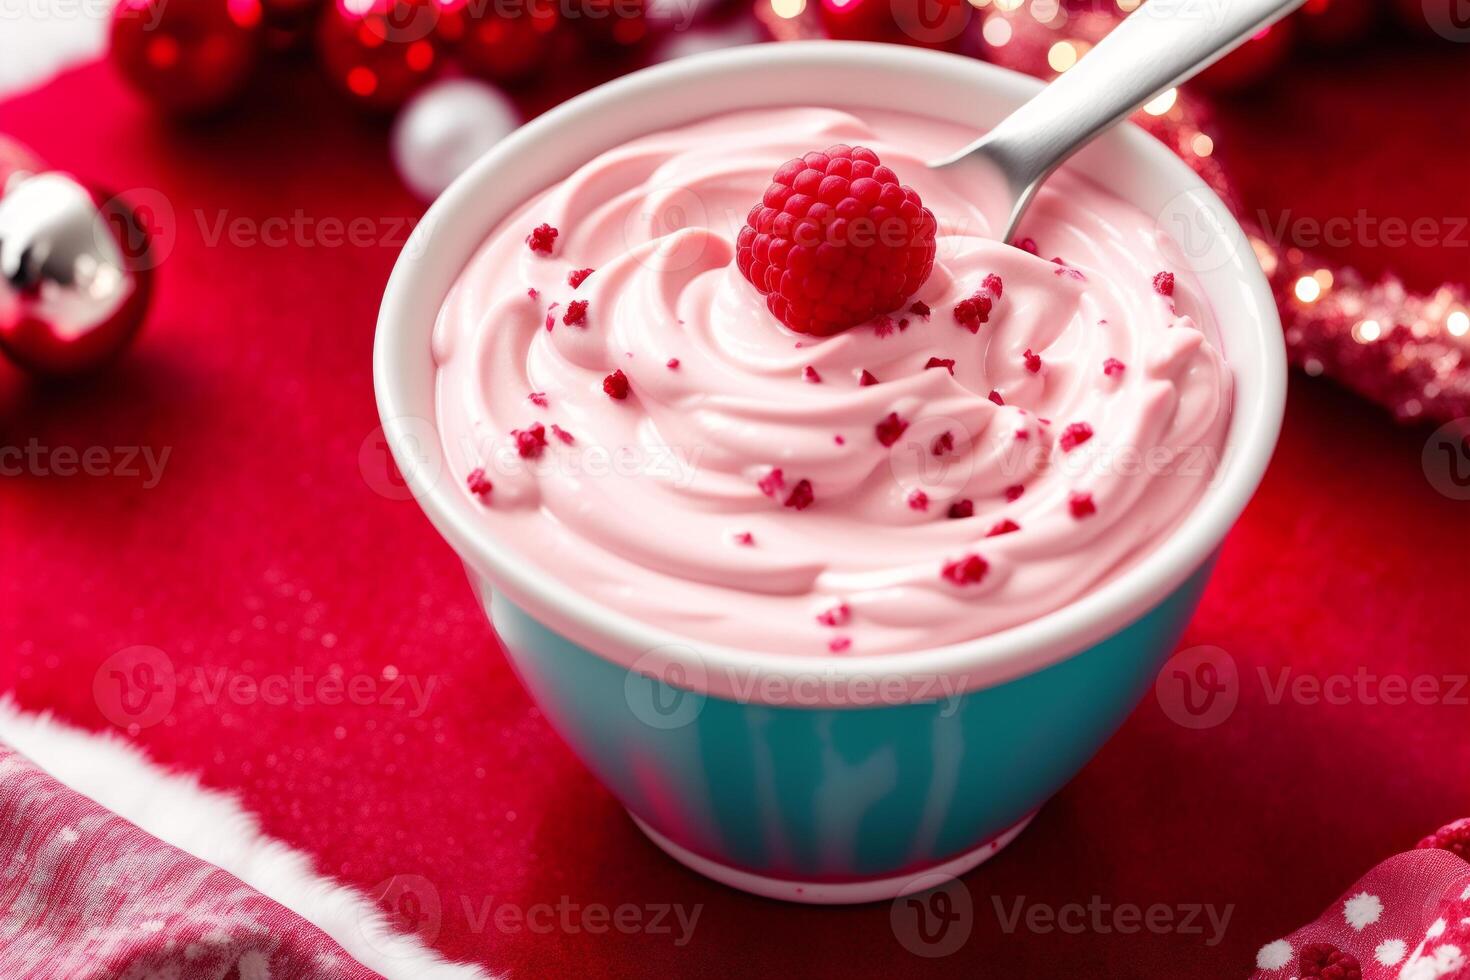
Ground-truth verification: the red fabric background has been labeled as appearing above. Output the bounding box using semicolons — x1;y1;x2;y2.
2;44;1467;977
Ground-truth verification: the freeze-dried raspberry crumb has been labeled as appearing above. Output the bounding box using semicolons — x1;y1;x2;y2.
925;357;956;375
828;637;852;653
932;431;954;456
550;423;575;444
898;318;911;331
1068;491;1096;518
859;369;879;387
666;358;680;370
947;499;973;519
1153;271;1175;297
1417;817;1470;858
1054;264;1086;281
834;434;845;445
466;468;493;498
817;603;851;627
1015;237;1038;254
803;366;822;383
1015;429;1030;441
1023;349;1043;373
875;412;909;447
941;554;988;586
909;300;931;318
1103;358;1126;378
513;422;547;459
907;489;929;511
526;223;558;254
528;391;548;407
1298;943;1361;980
563;300;588;327
1004;484;1025;502
527;287;539;300
953;292;992;334
988;389;1004;406
986;519;1020;538
1059;422;1094;452
758;467;785;497
982;273;1003;299
874;316;897;339
785;479;815;511
734;531;755;546
603;370;629;400
544;303;560;331
568;267;594;288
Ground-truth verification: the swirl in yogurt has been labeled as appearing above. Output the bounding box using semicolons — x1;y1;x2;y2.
433;107;1233;656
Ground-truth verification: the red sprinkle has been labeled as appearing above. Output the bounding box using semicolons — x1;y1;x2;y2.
785;479;815;511
1058;422;1094;452
988;389;1005;406
1004;484;1025;502
1103;357;1126;378
859;369;879;387
947;499;974;520
603;370;630;400
568;267;594;288
666;358;680;370
941;554;989;586
909;301;931;318
986;518;1020;538
758;467;785;497
528;391;548;407
932;431;954;456
1153;271;1175;297
563;300;589;327
526;223;558;255
817;603;851;627
828;637;852;653
550;423;575;445
1068;491;1096;519
907;489;929;511
875;412;910;447
734;531;755;546
925;357;956;375
466;468;493;498
1023;349;1043;373
803;365;822;383
513;422;548;458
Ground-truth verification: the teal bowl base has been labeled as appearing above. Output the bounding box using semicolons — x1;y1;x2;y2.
630;808;1036;905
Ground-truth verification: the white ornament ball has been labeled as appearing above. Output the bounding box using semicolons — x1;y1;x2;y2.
391;79;520;203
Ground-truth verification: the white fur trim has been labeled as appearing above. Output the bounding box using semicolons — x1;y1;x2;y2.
0;699;497;980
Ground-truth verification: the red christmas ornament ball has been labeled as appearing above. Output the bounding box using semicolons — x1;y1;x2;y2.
818;0;895;42
260;0;327;49
316;0;444;110
1193;18;1296;93
1297;0;1377;46
0;137;43;195
442;0;561;83
109;0;265;114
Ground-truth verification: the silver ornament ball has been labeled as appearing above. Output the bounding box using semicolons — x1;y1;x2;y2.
391;79;521;203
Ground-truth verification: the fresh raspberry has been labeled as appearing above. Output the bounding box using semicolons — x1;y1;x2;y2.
526;223;558;255
875;412;909;447
1298;943;1362;980
987;518;1020;537
909;301;931;318
1023;349;1043;373
1417;817;1470;859
907;489;929;511
941;554;988;587
736;144;937;336
666;358;680;370
758;468;785;498
803;366;823;383
1103;358;1126;378
563;300;588;327
1004;484;1025;502
817;603;851;627
1059;422;1094;452
925;357;956;375
513;423;547;459
1068;491;1096;519
550;423;575;444
1153;271;1175;297
528;391;548;407
568;267;594;288
932;431;954;456
947;499;973;520
859;370;879;387
988;389;1004;406
785;479;815;511
603;370;629;400
466;468;493;498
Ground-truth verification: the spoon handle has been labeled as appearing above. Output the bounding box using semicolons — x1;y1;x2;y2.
932;0;1304;232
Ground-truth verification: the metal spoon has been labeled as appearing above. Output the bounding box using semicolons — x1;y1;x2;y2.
930;0;1306;242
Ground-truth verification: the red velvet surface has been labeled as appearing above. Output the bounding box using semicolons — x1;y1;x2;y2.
3;48;1468;978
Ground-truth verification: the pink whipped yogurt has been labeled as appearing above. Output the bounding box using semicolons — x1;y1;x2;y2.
432;106;1233;656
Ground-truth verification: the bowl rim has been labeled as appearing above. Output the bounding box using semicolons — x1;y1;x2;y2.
374;41;1286;704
